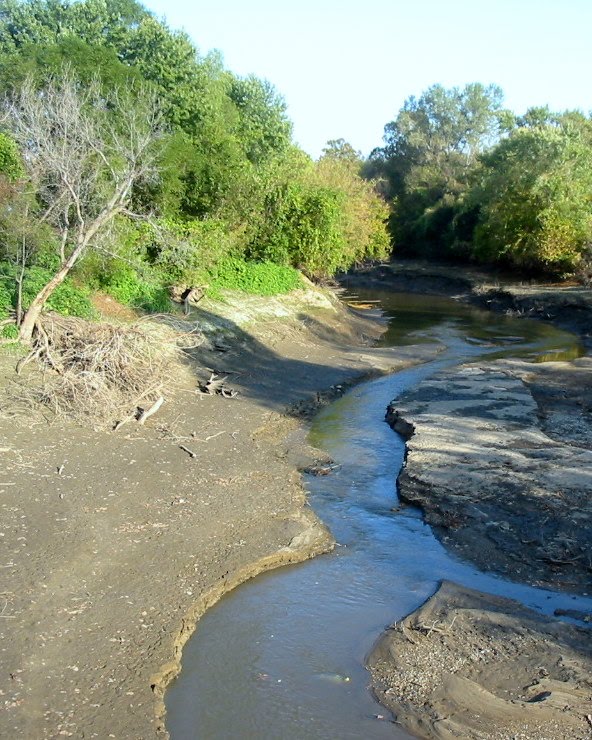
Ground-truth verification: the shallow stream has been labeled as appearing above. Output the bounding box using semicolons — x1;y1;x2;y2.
166;290;592;739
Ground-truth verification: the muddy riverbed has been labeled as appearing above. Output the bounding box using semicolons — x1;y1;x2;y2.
2;270;591;739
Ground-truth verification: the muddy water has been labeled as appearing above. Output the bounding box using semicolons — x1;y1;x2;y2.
166;291;591;739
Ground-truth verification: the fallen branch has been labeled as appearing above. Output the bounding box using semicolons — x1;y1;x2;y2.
15;347;41;375
179;444;197;459
137;395;164;425
196;373;238;398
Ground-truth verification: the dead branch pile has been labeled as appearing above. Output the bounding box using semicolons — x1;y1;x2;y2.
14;315;196;426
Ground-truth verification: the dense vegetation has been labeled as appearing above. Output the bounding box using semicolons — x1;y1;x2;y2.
0;0;389;339
1;1;590;342
368;84;592;276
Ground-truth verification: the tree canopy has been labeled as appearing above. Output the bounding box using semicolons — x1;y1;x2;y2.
370;82;592;275
0;0;390;339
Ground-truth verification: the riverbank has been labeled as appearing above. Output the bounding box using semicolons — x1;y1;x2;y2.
350;262;592;738
369;581;592;740
0;284;438;739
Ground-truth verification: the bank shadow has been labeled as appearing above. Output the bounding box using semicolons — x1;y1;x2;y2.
157;305;377;416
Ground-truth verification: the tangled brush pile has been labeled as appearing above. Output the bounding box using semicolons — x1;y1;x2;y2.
14;315;201;426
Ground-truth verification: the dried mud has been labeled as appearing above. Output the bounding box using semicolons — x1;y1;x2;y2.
369;581;592;740
0;289;432;739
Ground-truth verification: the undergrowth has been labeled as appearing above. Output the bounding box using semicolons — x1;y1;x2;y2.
208;258;301;297
0;262;96;320
98;264;171;313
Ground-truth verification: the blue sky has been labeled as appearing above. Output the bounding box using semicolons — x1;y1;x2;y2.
143;0;592;159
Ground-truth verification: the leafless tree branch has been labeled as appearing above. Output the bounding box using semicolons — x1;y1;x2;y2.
1;70;164;342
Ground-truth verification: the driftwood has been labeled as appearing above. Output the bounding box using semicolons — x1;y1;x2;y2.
137;395;164;425
196;373;238;398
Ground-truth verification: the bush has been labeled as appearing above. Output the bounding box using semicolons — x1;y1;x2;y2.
1;323;18;339
210;258;301;295
0;263;96;319
149;218;240;285
251;182;347;277
0;278;12;318
100;263;171;313
0;133;23;181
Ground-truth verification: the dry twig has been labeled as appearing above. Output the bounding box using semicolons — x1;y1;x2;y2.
11;315;193;427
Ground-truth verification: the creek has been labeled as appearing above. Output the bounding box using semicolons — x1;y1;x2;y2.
166;289;592;739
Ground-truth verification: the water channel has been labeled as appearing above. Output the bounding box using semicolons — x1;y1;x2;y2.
166;289;592;739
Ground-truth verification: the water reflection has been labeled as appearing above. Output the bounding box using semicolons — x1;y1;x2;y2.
346;288;584;363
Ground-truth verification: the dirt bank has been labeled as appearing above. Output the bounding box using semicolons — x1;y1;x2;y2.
0;284;438;739
369;581;592;740
387;358;592;594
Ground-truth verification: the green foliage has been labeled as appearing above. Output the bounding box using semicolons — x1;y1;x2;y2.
0;0;395;305
0;262;96;318
0;277;12;318
470;121;592;272
0;37;143;96
99;262;170;312
315;146;390;265
210;258;301;295
251;181;347;277
371;83;506;257
0;133;23;180
1;323;18;339
149;218;240;284
247;144;389;277
229;74;292;165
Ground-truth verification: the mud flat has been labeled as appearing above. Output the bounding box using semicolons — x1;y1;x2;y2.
387;359;592;593
369;581;592;740
0;285;438;739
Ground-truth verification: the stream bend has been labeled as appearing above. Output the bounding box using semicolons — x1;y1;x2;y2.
166;291;591;740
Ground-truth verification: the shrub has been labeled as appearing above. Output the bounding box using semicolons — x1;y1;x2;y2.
100;263;171;313
149;218;240;285
0;263;96;319
1;323;18;339
251;182;347;277
0;278;12;318
0;133;23;181
210;258;301;295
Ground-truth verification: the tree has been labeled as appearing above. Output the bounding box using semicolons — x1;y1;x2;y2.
370;83;506;256
470;119;592;273
229;74;292;166
321;138;362;164
316;142;389;266
2;72;162;341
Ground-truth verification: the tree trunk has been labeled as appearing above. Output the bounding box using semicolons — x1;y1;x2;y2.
18;239;86;343
17;201;125;343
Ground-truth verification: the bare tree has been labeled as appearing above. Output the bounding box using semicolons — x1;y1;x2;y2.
2;72;162;342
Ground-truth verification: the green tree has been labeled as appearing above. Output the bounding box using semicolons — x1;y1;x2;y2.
229;74;292;165
470;118;592;273
370;83;506;257
316;142;389;266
